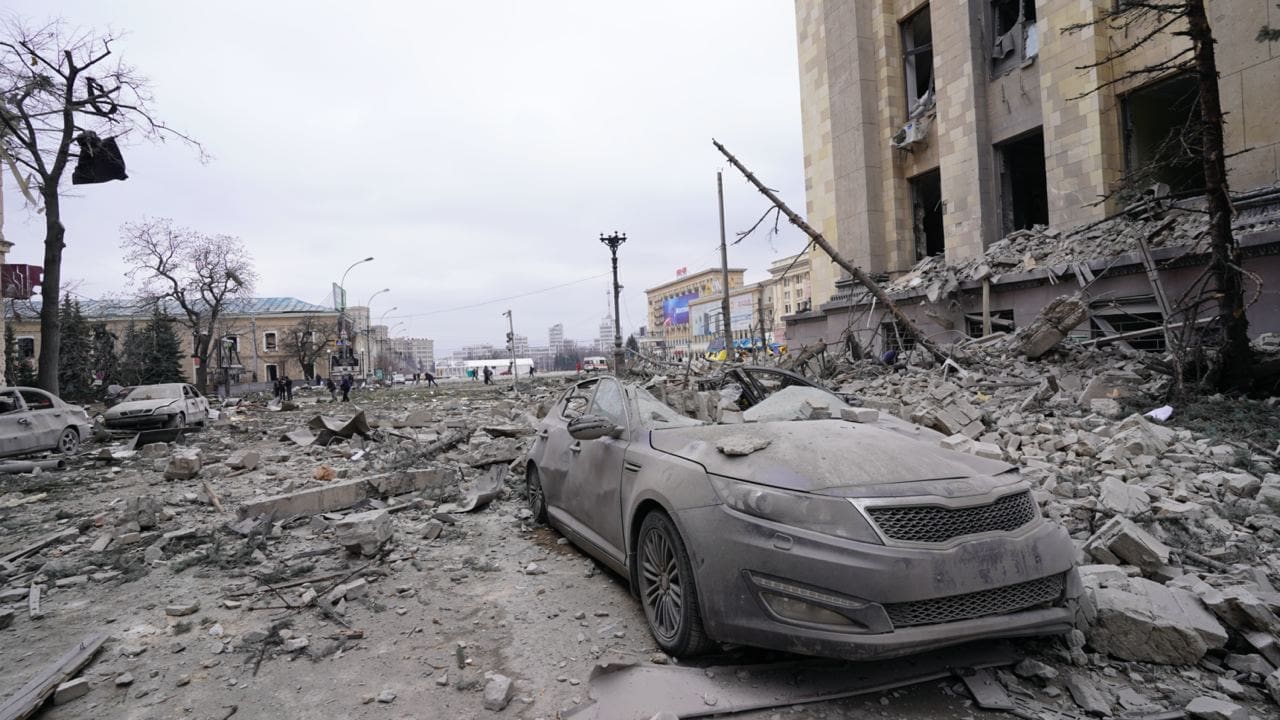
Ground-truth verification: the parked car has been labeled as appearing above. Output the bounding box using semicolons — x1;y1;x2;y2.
102;383;210;430
581;356;609;373
0;386;93;456
526;376;1079;661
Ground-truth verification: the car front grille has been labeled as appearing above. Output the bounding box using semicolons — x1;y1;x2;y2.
866;490;1036;544
884;574;1065;628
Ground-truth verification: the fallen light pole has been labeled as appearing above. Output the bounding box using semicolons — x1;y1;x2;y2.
600;232;627;373
711;139;947;364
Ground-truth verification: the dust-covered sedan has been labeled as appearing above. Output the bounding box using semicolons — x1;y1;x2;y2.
526;376;1079;660
0;386;92;456
102;383;210;430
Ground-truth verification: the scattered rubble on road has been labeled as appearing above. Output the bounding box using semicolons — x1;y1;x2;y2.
1;330;1279;719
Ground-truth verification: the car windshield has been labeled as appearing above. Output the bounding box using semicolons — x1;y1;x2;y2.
125;385;180;401
632;386;703;428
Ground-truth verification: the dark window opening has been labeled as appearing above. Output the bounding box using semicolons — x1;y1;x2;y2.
1121;74;1203;196
910;169;945;259
992;0;1038;73
881;320;917;353
16;337;34;359
901;6;934;114
998;130;1049;234
266;364;279;382
965;310;1016;338
1091;313;1166;352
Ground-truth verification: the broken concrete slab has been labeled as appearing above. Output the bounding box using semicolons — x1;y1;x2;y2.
1064;674;1111;716
436;465;504;514
742;386;844;423
225;449;260;471
1098;477;1151;516
1081;574;1226;664
1184;696;1246;720
334;509;393;555
52;677;91;705
1016;293;1088;359
482;673;514;711
839;407;878;423
715;435;771;456
236;478;369;520
163;449;202;481
366;468;451;499
1082;516;1170;573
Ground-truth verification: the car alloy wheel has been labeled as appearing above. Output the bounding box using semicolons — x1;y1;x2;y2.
57;428;79;454
169;412;186;429
636;512;711;656
526;465;547;523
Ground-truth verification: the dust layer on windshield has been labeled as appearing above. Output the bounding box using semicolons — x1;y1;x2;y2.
125;386;180;401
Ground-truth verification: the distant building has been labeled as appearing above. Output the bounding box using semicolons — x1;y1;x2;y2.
644;267;746;359
548;323;564;354
596;315;615;353
764;253;811;346
8;297;340;383
688;283;763;356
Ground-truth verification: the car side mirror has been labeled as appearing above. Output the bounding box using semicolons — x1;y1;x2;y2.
568;414;623;441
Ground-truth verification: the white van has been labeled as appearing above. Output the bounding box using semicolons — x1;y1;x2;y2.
582;356;609;373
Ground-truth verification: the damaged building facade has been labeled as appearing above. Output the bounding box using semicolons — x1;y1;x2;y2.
790;0;1280;350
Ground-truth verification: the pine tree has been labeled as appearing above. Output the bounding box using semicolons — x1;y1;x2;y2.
140;310;185;384
57;296;95;401
118;321;146;386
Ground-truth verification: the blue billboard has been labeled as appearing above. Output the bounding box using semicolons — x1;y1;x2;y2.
662;292;698;327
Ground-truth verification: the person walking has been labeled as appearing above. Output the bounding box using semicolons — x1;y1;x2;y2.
340;374;352;402
326;376;337;401
482;366;492;385
528;365;535;378
283;375;294;401
424;371;439;388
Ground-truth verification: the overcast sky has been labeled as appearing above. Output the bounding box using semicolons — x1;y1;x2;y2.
2;1;808;355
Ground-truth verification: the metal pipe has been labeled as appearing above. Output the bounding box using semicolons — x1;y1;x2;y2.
0;458;66;474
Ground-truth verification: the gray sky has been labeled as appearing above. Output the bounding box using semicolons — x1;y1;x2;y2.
2;1;807;355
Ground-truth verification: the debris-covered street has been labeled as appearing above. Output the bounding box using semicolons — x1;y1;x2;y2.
2;347;1279;719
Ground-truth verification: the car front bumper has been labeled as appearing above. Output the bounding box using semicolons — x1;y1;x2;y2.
104;414;173;430
673;504;1079;661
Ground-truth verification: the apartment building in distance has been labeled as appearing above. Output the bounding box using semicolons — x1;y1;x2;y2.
645;267;746;358
790;0;1280;346
763;253;812;345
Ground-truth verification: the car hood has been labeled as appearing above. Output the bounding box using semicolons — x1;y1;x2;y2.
649;419;1016;498
105;399;178;416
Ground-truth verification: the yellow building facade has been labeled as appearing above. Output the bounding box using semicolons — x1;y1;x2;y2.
795;0;1280;308
644;268;745;358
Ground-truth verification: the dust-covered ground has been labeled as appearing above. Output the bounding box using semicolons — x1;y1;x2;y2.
1;376;1276;719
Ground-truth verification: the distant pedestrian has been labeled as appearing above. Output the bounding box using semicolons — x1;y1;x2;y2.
273;379;283;401
340;374;352;402
528;365;535;378
483;366;493;385
326;377;337;401
283;375;294;401
575;361;582;375
424;371;438;388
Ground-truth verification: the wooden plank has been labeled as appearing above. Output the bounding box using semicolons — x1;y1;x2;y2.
1;529;79;565
27;585;41;620
0;633;105;720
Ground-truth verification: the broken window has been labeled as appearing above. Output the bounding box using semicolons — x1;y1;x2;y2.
965;310;1015;338
16;337;34;359
910;169;945;259
901;6;935;115
264;331;278;352
997;130;1049;234
881;320;917;353
1121;74;1203;196
991;0;1038;74
1090;295;1166;352
266;364;279;381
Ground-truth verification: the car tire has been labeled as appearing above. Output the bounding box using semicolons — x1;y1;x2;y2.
636;511;712;657
169;412;186;429
526;464;548;523
56;427;80;455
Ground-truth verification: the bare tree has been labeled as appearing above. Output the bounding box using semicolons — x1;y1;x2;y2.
121;218;256;393
1067;1;1253;393
284;315;337;380
0;19;198;394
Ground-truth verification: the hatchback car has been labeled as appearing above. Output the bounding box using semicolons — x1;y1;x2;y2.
0;387;93;457
526;376;1079;661
102;383;210;430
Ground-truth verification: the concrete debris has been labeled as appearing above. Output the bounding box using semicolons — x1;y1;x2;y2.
225;449;260;470
715;435;772;456
1016;294;1089;359
741;386;839;422
1185;696;1248;720
1081;571;1227;664
1064;673;1112;716
52;677;90;705
483;673;514;711
334;508;393;555
1083;517;1171;573
163;448;202;480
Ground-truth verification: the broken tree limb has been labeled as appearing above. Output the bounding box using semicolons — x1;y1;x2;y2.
712;139;948;364
0;633;105;720
1;528;79;565
203;480;225;513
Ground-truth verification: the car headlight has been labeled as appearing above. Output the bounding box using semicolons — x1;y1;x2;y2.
709;475;882;544
144;408;156;415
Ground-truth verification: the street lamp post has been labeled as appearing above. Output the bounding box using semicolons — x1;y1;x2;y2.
600;232;626;374
336;256;374;373
362;289;390;381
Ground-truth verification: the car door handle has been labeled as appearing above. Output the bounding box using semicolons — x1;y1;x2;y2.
569;442;581;454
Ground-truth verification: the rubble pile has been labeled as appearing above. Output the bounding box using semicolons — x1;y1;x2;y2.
884;200;1280;303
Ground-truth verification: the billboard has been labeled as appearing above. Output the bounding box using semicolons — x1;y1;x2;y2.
662;292;697;327
692;293;755;336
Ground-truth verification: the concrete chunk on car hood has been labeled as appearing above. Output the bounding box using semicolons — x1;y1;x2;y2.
650;419;1013;495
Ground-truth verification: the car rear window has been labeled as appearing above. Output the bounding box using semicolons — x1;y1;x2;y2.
19;391;53;410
